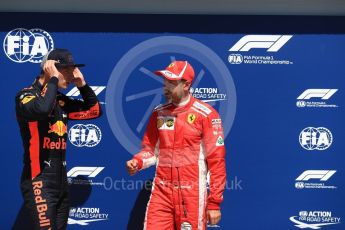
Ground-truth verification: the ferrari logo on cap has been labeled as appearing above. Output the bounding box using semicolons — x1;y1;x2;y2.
168;62;176;68
187;113;196;124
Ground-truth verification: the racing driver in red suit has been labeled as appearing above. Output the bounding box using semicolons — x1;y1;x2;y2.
15;49;102;230
127;60;227;230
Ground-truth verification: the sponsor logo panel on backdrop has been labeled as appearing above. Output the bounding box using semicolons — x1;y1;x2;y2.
3;28;54;63
228;35;293;65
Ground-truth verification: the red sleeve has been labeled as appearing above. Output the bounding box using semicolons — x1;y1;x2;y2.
133;111;159;170
203;110;226;210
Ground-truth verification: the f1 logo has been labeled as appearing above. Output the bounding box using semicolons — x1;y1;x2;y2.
297;89;338;100
229;35;292;52
67;167;104;178
66;86;106;97
296;170;336;181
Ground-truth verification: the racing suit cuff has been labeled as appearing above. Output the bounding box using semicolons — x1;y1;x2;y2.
49;76;59;84
77;83;89;91
132;156;143;170
207;201;221;210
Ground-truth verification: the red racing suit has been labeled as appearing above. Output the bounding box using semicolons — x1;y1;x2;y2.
133;95;226;230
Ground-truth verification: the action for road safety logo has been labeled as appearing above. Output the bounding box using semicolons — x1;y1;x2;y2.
190;87;227;103
68;207;109;226
290;211;340;229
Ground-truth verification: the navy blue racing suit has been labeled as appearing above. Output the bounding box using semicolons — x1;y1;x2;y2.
15;77;102;229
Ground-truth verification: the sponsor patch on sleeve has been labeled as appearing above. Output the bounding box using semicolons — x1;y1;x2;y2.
193;101;212;115
20;95;36;104
211;119;222;125
216;136;224;146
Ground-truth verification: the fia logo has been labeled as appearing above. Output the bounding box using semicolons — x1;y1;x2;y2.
3;28;54;63
299;127;333;150
228;54;243;64
68;124;102;147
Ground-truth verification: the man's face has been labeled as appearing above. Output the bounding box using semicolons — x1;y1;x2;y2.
57;66;75;89
163;79;189;104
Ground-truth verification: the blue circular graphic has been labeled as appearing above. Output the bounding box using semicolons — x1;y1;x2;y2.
106;36;237;154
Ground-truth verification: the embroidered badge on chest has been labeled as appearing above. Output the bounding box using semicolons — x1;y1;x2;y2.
157;116;175;130
187;113;196;124
58;100;65;107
